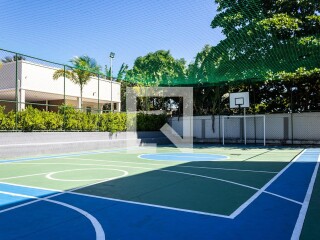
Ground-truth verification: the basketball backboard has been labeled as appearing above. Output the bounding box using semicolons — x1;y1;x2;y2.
229;92;249;108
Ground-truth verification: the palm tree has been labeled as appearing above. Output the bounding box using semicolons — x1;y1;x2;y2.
53;55;101;110
105;62;128;81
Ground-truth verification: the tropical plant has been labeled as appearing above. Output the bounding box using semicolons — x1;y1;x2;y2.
53;56;101;110
105;63;128;81
116;63;129;80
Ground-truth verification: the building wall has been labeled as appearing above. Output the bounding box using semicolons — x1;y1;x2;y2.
21;61;120;102
0;61;22;90
0;102;16;113
170;112;320;144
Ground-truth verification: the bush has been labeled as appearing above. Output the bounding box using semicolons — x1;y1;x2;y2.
137;113;167;131
0;105;167;132
19;107;46;131
0;106;15;130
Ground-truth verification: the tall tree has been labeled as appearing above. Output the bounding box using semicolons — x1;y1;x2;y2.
105;63;128;80
126;50;186;86
124;50;187;111
208;0;319;83
53;56;101;110
204;0;320;113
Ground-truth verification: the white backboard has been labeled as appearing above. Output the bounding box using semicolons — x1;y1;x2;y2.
229;92;250;108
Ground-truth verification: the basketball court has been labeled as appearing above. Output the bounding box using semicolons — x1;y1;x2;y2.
0;145;319;239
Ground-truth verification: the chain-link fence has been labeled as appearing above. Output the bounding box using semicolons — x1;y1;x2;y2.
171;78;320;145
0;48;121;131
1;48;320;144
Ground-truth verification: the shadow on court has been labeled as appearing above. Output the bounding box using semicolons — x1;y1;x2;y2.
0;154;319;240
74;160;288;216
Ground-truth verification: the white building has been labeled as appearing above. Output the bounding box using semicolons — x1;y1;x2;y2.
0;60;121;112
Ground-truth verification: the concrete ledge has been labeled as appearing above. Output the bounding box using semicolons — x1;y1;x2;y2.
194;138;320;146
0;131;171;159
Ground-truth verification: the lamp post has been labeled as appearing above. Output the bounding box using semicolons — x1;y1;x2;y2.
109;52;115;112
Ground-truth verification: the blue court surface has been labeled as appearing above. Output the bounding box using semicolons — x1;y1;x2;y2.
0;147;319;239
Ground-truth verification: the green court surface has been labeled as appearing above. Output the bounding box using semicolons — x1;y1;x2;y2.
0;145;319;239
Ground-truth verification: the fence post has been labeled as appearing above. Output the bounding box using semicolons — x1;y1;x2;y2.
98;74;100;131
290;78;294;145
251;80;257;145
63;65;66;131
110;79;113;112
218;85;221;144
98;74;100;113
15;53;18;130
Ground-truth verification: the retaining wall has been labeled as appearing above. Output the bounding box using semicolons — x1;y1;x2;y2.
0;131;170;159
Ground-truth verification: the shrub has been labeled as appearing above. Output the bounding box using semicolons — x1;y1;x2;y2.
0;106;15;130
137;113;167;131
0;105;167;132
18;107;46;131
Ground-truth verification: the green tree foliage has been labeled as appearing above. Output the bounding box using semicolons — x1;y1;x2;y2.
53;56;101;110
188;45;221;115
186;0;320;114
123;50;187;111
0;106;166;132
117;63;129;80
126;50;186;86
207;0;320;83
104;62;129;111
105;63;128;80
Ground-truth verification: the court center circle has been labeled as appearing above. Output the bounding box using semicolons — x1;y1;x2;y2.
139;153;228;161
46;168;128;182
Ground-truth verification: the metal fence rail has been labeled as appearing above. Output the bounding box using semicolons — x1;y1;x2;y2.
0;48;120;116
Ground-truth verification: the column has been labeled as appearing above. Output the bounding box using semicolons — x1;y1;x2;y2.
19;89;25;111
77;97;81;110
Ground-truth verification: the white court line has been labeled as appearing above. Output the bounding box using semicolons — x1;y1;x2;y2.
229;149;307;219
68;191;233;218
178;165;277;174
46;168;128;182
65;157;173;167
0;153;306;221
0;181;232;219
140;154;228;159
66;157;277;174
0;176;232;219
0;158;303;222
0;181;61;192
161;169;260;191
0;146;144;164
264;191;302;205
0;172;53;180
291;154;320;240
7;161;300;205
0;191;105;240
7;162;261;191
138;153;230;161
0;138;141;147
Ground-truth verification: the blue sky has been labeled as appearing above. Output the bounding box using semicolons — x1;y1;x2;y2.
0;0;223;73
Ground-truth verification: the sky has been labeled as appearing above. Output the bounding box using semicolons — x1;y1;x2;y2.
0;0;224;73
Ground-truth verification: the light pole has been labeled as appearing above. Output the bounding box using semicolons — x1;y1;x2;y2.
109;52;115;112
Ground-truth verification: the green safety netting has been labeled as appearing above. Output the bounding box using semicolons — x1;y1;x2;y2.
125;0;320;87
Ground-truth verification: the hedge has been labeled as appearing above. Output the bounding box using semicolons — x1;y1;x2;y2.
0;106;167;132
